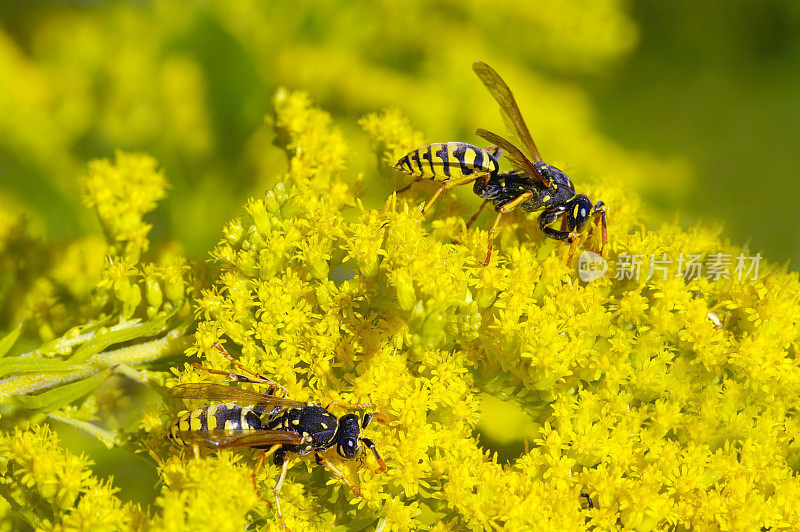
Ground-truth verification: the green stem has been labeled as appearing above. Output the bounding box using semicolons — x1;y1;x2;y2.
0;481;50;529
0;331;193;400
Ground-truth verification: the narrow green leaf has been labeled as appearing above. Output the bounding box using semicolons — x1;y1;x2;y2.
0;357;82;377
0;324;22;358
12;367;115;412
38;315;113;355
48;411;125;448
69;310;176;363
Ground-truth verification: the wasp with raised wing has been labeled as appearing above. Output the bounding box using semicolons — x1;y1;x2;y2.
167;343;386;524
394;61;607;265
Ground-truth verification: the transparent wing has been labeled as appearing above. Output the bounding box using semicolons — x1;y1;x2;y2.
475;128;550;187
169;383;306;409
172;429;305;449
472;61;544;165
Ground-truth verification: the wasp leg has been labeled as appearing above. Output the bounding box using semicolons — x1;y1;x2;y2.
396;178;421;194
537;210;581;263
483;190;534;266
567;238;580;265
538;209;571;241
191;362;284;397
273;455;292;528
421;172;488;215
466;199;490;230
190;362;269;386
580;492;594;509
210;342;287;397
592;201;607;255
485;145;502;159
316;453;360;497
252;444;283;508
563;216;582;264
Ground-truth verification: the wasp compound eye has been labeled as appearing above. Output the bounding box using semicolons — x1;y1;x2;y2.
567;195;593;230
338;437;360;459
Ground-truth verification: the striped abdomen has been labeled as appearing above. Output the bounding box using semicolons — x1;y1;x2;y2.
168;403;264;445
394;142;499;181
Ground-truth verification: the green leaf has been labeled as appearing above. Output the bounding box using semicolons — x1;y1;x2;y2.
12;367;115;412
68;310;176;363
0;357;83;377
48;411;125;448
0;324;22;358
38;315;113;355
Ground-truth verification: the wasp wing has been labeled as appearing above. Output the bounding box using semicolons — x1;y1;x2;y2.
172;429;305;449
475;128;550;187
169;383;306;409
472;61;544;163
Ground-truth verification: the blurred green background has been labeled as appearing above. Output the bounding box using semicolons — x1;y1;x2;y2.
591;0;800;265
1;0;798;266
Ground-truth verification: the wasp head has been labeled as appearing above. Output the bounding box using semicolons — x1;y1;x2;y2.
565;194;596;233
333;412;387;473
334;414;362;459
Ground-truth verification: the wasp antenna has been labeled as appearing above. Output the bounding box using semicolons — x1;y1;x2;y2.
362;412;374;429
374;412;390;424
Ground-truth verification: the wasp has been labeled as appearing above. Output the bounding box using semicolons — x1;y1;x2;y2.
167;343;386;524
394;61;607;265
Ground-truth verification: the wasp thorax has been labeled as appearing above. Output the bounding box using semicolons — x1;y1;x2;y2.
534;161;572;188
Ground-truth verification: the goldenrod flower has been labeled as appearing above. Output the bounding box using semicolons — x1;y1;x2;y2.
81;151;168;261
145;88;800;530
1;3;799;529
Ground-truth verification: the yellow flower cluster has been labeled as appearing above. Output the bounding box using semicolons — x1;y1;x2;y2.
153;453;263;532
81;151;168;260
162;90;800;530
2;85;799;531
0;2;798;530
0;424;144;530
0;153;197;484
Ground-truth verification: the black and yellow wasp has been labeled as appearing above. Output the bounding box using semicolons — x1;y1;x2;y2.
168;343;386;523
394;61;607;265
